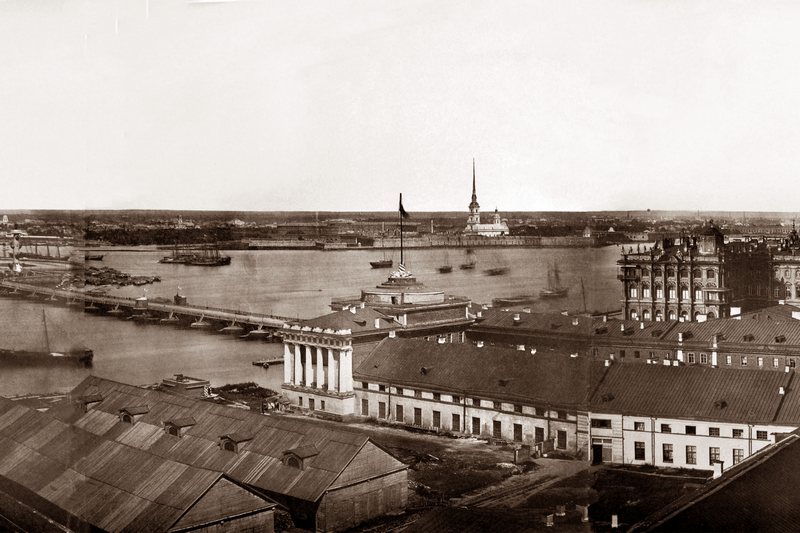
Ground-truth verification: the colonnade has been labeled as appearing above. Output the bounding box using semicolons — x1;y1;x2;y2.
283;342;353;393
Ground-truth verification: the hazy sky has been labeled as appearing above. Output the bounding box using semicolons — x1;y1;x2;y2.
2;0;800;212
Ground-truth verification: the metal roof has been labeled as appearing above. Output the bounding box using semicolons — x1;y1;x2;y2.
0;396;273;532
355;338;602;409
473;309;595;337
50;376;400;503
589;363;793;424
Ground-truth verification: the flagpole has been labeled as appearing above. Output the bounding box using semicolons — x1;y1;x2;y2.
399;193;404;266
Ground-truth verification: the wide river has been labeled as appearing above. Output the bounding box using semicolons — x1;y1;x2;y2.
0;246;623;397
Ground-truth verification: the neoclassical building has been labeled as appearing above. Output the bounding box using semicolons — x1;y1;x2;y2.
462;160;509;237
772;223;800;306
618;223;771;321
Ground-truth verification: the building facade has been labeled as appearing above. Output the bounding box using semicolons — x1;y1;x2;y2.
618;223;771;321
772;224;800;306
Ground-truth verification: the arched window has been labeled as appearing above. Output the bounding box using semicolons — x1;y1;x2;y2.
168;426;179;436
680;310;688;322
667;284;676;300
706;269;716;279
641;268;650;277
654;268;662;277
122;414;133;424
655;284;664;299
655;310;663;322
642;283;651;298
223;440;236;452
667;268;675;278
680;285;689;299
668;310;677;320
286;455;302;469
694;286;703;300
642;309;651;320
707;311;716;319
694;311;702;321
629;285;638;298
693;269;701;279
796;284;800;298
680;269;688;278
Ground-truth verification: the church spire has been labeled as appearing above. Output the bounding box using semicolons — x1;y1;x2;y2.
468;158;480;222
472;158;477;201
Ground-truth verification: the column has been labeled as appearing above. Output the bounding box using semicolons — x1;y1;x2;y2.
339;349;353;393
294;344;303;386
327;348;337;392
283;343;293;384
316;346;325;389
304;345;314;386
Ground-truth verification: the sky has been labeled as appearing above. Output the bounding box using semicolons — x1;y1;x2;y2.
1;0;800;212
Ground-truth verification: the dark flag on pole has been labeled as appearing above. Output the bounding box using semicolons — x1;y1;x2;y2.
399;193;410;219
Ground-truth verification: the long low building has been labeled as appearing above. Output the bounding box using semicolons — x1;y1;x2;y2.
351;338;800;473
1;376;408;532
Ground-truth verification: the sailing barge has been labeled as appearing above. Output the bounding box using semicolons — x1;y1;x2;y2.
0;310;93;367
159;245;232;266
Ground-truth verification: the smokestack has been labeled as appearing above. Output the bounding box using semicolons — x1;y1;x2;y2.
476;341;484;348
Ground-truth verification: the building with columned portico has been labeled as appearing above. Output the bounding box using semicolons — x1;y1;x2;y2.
281;267;474;417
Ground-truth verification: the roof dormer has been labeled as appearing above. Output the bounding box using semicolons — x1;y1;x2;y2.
219;433;254;453
163;417;196;437
282;445;319;470
76;394;103;413
119;405;149;424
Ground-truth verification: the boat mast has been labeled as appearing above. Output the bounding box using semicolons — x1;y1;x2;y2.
399;193;404;267
581;277;587;313
42;309;51;353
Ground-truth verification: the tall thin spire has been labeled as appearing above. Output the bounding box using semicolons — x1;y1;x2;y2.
472;158;477;201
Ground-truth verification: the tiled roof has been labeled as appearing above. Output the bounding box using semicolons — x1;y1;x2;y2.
590;363;793;424
0;397;272;532
46;375;402;503
355;338;603;409
298;306;395;333
644;431;800;532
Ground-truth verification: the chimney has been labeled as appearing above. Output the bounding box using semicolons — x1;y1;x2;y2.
374;318;381;329
360;301;366;308
530;348;537;355
640;322;644;329
438;337;446;344
603;315;608;322
523;307;532;313
513;313;521;322
570;352;578;358
678;332;683;342
349;306;357;314
663;359;671;366
572;318;580;326
517;344;525;351
476;340;484;348
620;323;625;332
604;359;611;367
672;360;679;367
388;330;396;338
477;310;483;318
780;386;786;395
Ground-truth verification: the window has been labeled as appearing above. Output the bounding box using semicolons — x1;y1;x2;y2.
634;441;646;460
396;387;404;395
634;350;641;358
396;404;404;422
432;410;441;428
681;286;690;299
758;357;764;368
121;414;133;424
668;286;676;299
591;419;612;429
661;424;672;433
471;417;481;435
493;420;502;438
472;398;481;406
663;443;674;463
414;390;422;399
791;359;797;369
709;447;720;465
514;404;523;413
694;288;703;300
321;400;325;411
433;392;440;401
774;358;780;368
361;399;369;416
686;425;696;435
361;382;368;389
709;427;720;437
687;353;695;364
733;448;744;465
378;401;385;419
452;395;461;404
378;384;386;392
452;413;461;432
620;349;626;358
557;430;567;449
757;430;768;440
629;287;638;298
732;429;744;438
493;401;502;410
557;411;567;420
700;353;708;364
634;421;645;431
667;268;675;278
707;269;716;279
298;397;303;407
686;445;697;465
741;356;748;366
656;285;664;299
413;407;422;426
725;355;732;366
642;285;651;298
513;423;523;442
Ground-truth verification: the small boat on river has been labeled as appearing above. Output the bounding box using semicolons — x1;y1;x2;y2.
160;245;231;266
0;309;93;367
540;263;568;298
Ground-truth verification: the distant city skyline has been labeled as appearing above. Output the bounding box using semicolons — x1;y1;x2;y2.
2;1;800;212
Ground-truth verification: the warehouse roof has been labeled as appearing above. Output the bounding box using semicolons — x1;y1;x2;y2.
472;310;594;337
48;376;405;503
0;396;274;532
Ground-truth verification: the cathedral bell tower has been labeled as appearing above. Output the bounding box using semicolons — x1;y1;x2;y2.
467;159;481;226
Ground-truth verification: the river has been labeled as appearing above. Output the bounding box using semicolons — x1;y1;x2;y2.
0;245;623;397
